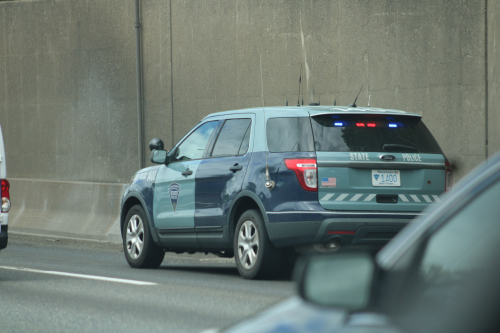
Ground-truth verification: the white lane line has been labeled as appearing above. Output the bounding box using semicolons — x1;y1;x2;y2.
432;195;441;202
0;266;157;286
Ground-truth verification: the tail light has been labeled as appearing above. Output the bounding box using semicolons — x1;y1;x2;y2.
284;159;317;192
1;179;10;212
445;158;453;191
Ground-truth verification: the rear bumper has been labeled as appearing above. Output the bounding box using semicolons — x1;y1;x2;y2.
0;225;8;250
266;211;422;248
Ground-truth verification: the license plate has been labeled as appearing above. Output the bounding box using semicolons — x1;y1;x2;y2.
372;170;401;187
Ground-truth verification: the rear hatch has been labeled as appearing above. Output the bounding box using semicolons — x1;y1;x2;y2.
310;112;446;212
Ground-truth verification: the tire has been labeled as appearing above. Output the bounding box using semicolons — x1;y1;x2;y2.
234;209;282;279
123;205;165;268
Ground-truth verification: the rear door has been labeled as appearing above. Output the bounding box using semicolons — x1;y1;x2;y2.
195;116;254;230
310;113;446;212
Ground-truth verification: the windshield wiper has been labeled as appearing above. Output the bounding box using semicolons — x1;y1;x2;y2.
383;144;417;153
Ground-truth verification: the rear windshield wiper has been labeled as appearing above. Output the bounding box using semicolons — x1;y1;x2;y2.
383;144;417;153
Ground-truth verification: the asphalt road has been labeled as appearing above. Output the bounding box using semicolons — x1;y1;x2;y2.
0;233;295;333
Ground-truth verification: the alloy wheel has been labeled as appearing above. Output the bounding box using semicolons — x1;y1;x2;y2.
237;220;260;269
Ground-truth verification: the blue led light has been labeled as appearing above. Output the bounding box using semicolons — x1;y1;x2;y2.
389;123;397;128
334;122;344;127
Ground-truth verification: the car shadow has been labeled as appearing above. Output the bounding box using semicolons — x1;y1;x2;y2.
157;265;293;281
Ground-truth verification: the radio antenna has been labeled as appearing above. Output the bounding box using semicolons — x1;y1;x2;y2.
297;63;302;107
260;54;274;190
349;85;363;108
367;86;371;107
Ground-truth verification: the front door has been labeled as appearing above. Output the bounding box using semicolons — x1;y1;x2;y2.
153;120;219;231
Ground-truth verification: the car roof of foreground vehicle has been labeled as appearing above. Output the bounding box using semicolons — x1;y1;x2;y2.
202;106;422;121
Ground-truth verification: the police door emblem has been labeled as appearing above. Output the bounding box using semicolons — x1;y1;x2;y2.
168;183;181;212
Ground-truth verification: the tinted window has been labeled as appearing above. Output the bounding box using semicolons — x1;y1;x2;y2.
267;117;314;153
238;124;251;155
211;119;251;157
310;114;442;153
175;121;218;161
420;179;500;282
398;178;500;333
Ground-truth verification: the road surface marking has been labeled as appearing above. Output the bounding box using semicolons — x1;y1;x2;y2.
0;266;157;286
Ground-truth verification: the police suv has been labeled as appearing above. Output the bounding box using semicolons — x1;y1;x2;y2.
120;106;452;279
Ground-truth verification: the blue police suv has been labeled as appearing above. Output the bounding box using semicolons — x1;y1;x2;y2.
120;105;451;279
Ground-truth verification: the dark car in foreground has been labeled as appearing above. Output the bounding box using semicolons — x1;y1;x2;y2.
222;152;500;332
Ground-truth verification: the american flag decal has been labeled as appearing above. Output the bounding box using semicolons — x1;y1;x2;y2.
321;177;337;187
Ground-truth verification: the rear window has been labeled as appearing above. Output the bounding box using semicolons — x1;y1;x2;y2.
267;117;315;152
310;114;443;154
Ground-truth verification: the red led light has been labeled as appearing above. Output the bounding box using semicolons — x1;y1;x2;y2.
356;123;365;127
367;123;376;127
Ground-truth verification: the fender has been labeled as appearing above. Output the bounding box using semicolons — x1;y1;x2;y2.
226;190;269;242
121;191;161;246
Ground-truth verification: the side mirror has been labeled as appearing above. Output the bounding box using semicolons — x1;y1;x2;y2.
150;149;167;164
297;253;376;311
149;138;164;151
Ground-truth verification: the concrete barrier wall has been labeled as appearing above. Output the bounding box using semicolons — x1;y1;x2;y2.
8;179;126;242
489;0;500;156
0;0;498;240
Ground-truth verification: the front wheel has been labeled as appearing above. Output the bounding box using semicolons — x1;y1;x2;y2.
123;205;165;268
234;209;282;279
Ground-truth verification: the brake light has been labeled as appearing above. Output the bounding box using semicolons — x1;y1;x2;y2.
284;159;317;192
1;179;10;212
445;158;453;191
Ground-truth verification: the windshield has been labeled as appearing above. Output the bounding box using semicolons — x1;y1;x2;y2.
310;114;443;154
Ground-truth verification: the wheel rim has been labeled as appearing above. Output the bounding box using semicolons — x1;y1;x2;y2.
237;220;259;270
126;214;145;260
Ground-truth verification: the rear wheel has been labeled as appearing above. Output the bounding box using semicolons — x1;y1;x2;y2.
123;205;164;268
234;209;282;279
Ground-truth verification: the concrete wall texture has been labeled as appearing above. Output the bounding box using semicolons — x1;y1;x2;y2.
0;0;498;239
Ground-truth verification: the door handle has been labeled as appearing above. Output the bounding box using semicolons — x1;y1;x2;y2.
229;164;243;172
182;169;193;176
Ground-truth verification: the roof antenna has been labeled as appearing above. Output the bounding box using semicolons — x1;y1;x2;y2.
260;54;275;190
349;85;363;108
334;99;336;106
297;63;302;107
367;86;371;107
286;93;288;106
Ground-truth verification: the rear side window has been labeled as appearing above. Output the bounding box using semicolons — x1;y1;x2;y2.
267;117;314;152
211;118;252;157
310;114;443;154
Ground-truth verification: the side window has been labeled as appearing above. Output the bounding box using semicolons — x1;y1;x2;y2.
420;179;500;280
267;117;315;153
175;121;218;161
398;178;500;331
211;119;251;157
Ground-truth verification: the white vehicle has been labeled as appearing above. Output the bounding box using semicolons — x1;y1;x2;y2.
0;124;10;252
